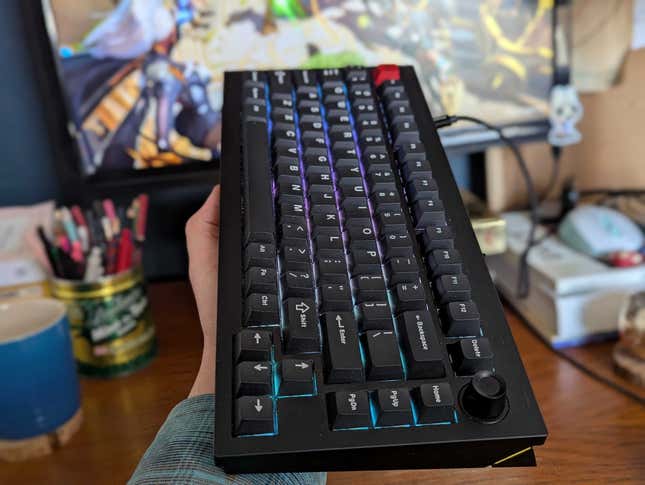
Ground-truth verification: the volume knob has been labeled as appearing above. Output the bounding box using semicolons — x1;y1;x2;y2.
460;371;508;422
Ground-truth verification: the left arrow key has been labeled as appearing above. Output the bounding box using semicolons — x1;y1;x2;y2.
235;361;273;397
235;396;275;436
235;329;272;362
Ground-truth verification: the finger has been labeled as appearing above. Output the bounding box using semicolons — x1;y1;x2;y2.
193;185;221;230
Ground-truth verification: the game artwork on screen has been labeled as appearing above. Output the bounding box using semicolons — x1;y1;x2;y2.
46;0;554;176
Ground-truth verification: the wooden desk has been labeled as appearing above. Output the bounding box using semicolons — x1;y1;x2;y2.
1;281;643;484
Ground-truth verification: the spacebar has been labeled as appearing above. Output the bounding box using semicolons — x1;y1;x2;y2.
243;121;274;245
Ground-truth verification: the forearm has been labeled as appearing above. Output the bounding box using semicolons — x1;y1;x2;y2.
189;339;215;397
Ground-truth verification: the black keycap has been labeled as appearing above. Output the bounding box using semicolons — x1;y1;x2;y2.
243;102;267;123
245;267;277;295
316;251;348;283
282;270;314;298
243;84;265;103
449;338;493;374
345;224;376;245
397;141;426;164
293;69;317;88
380;232;414;259
367;169;396;192
362;150;389;168
413;383;455;424
335;159;362;179
315;231;343;251
244;293;279;326
284;298;320;353
244;242;275;269
235;396;274;436
338;177;366;200
243;121;274;244
277;176;303;202
399;311;445;379
386;101;414;124
349;247;381;275
407;178;439;202
385;257;419;285
434;273;471;304
376;209;407;234
342;198;370;218
427;248;462;276
328;390;371;430
320;281;352;311
312;211;340;231
269;70;291;93
358;301;393;331
442;300;480;337
371;189;401;212
353;275;387;302
322;312;364;383
364;330;404;380
309;185;335;205
356;117;382;138
401;159;432;181
372;388;413;427
279;201;305;220
279;359;315;396
274;158;300;177
271;96;293;110
307;169;332;186
280;220;307;241
235;329;272;362
281;245;310;271
242;70;265;86
235;361;272;396
422;226;454;251
413;198;447;228
345;68;369;83
393;280;426;313
391;119;420;147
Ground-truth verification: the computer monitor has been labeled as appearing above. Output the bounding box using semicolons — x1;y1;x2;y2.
39;0;557;181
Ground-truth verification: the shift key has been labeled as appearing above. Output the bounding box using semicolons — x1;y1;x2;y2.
322;312;365;383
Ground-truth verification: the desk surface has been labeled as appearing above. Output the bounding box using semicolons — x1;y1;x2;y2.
1;281;643;484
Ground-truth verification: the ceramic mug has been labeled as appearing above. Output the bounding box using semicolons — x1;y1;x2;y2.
0;298;80;439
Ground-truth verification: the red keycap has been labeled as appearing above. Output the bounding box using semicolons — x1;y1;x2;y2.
372;65;400;87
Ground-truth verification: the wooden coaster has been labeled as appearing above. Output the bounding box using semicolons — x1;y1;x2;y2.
0;409;82;462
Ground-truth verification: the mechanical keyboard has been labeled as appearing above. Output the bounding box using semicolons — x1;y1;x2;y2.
214;65;547;472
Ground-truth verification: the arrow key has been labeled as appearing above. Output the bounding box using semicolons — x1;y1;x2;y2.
279;359;315;396
235;396;275;436
235;361;273;397
235;329;272;362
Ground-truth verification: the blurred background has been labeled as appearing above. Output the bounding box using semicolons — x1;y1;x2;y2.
0;0;643;483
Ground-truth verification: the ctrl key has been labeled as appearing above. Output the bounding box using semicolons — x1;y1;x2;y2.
235;396;275;436
328;390;371;430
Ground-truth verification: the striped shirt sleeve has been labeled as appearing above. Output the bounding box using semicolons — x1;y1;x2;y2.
128;394;327;485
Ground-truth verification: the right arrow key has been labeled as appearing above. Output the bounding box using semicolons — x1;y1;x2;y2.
234;396;275;436
279;359;315;396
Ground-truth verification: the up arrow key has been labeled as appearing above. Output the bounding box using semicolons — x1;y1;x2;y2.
254;333;261;344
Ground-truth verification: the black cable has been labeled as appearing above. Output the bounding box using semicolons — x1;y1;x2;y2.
435;115;539;298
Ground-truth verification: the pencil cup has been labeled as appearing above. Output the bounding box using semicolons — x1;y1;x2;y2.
49;267;156;378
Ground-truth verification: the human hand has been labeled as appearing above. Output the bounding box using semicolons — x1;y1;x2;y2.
185;185;220;396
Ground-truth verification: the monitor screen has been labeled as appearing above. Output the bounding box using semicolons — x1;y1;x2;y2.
43;0;554;177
